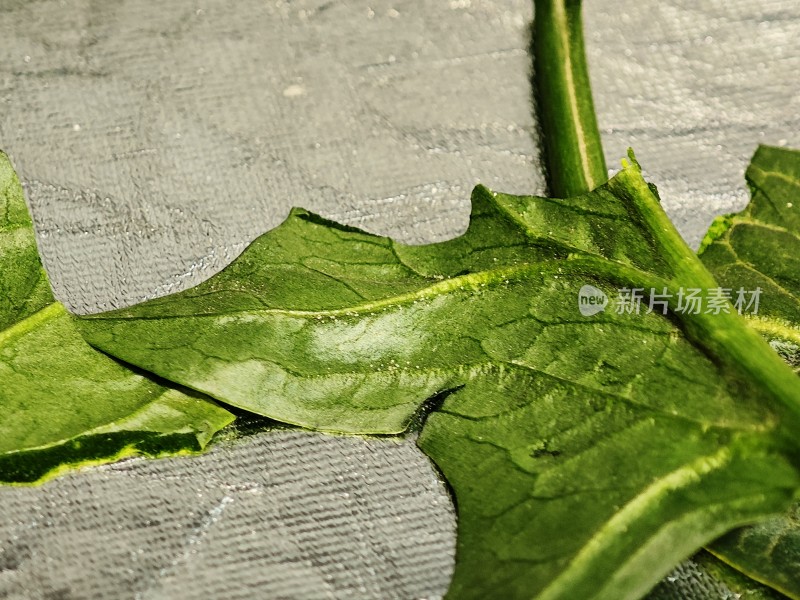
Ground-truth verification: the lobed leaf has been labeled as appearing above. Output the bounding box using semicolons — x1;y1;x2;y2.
78;151;800;599
699;145;800;599
700;145;800;347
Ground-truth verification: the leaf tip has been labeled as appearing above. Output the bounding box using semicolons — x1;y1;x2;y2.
621;148;641;171
471;183;496;200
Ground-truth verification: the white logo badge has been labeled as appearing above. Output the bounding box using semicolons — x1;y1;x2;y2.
578;285;608;316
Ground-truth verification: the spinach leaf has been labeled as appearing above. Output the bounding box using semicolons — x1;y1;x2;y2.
0;151;234;484
700;145;800;352
698;145;800;599
77;151;800;599
648;549;787;600
708;510;800;600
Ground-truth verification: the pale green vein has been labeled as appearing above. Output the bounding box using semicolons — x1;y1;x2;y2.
747;316;800;347
0;301;62;348
537;448;734;600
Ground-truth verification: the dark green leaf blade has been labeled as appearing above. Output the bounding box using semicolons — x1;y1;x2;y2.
74;156;691;435
699;145;800;599
700;145;800;346
647;549;787;600
0;151;234;484
419;382;796;599
708;507;800;599
78;153;800;599
76;189;552;433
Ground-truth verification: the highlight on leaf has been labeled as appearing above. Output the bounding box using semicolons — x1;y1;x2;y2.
76;151;800;599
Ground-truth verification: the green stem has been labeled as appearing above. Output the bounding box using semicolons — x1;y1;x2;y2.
533;0;607;198
614;159;800;443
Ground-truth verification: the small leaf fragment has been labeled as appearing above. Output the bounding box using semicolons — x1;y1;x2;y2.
700;145;800;599
0;151;234;485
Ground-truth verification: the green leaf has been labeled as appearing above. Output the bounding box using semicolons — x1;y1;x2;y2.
693;550;790;600
0;151;234;485
708;509;800;599
699;145;800;348
699;145;800;599
78;151;800;599
647;549;787;600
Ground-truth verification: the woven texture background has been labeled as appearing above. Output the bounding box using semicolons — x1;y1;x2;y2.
1;0;799;598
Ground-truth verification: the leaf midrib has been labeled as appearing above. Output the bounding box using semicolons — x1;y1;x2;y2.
0;301;62;348
83;257;667;322
536;446;735;600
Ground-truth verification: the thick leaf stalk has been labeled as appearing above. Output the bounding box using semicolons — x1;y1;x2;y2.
533;0;607;197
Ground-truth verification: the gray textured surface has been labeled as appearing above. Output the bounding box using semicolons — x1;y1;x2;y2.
1;0;799;598
0;429;454;600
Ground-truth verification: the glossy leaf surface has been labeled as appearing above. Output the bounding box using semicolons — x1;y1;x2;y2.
79;152;800;599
